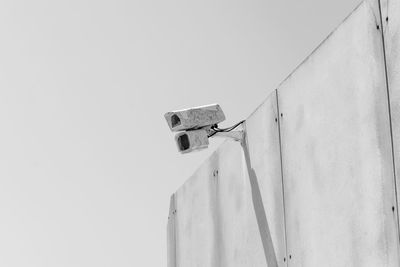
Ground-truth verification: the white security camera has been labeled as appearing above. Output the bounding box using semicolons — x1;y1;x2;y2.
165;104;244;154
175;129;209;153
164;104;225;132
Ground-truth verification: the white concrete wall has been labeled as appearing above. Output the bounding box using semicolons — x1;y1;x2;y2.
168;1;400;266
382;0;400;238
277;1;399;265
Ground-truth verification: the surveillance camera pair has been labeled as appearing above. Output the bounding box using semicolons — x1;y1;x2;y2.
164;104;244;154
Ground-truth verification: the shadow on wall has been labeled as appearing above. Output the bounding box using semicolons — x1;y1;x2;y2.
242;132;279;267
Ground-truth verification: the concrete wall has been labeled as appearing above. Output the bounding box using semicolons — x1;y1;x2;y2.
167;1;400;266
382;0;400;238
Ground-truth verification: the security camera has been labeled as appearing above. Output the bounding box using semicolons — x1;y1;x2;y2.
164;104;225;132
165;103;244;154
175;129;209;154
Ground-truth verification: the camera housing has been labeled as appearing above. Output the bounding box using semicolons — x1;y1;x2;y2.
164;104;225;132
175;129;209;154
165;103;242;154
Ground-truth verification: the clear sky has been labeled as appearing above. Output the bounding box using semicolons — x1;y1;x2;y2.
0;0;360;266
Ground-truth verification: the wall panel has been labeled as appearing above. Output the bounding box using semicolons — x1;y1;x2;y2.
277;2;399;266
382;0;400;235
245;92;287;266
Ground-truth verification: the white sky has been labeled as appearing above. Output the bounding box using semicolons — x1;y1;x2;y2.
0;0;360;266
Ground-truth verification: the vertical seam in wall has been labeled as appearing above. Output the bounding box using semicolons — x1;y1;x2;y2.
171;193;178;267
173;194;178;267
378;0;400;240
275;89;289;267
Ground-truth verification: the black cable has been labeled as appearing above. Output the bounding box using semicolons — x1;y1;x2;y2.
213;120;245;132
207;120;245;137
